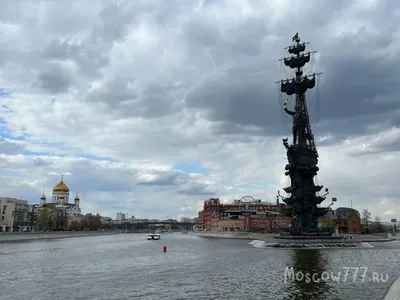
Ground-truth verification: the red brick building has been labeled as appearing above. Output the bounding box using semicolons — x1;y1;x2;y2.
198;211;205;231
197;198;291;232
318;207;361;234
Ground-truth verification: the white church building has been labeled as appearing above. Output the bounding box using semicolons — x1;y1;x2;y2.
40;175;82;222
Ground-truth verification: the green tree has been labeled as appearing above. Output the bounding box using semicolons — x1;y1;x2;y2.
38;208;49;231
320;218;335;229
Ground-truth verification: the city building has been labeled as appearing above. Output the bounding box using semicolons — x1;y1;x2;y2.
40;175;82;223
180;217;197;223
0;197;30;232
197;198;291;232
318;207;361;234
116;213;126;221
32;176;83;231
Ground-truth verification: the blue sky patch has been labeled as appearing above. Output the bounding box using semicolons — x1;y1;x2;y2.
0;88;12;98
23;151;67;157
77;154;118;162
22;151;118;162
221;179;233;186
174;163;210;175
237;184;256;191
263;179;277;185
10;135;26;141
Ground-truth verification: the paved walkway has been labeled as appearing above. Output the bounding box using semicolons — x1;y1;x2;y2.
383;275;400;300
0;231;119;243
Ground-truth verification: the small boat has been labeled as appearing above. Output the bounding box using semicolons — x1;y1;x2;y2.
147;233;161;240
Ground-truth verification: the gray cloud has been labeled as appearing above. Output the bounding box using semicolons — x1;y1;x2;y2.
0;138;25;154
34;62;75;94
0;0;398;219
177;182;217;196
33;157;52;167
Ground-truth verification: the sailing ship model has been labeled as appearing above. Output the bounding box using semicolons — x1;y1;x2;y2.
277;33;334;236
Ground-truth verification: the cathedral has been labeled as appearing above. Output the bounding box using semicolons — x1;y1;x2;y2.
40;175;82;220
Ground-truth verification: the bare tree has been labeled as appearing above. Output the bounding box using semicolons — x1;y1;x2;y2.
374;216;385;233
361;209;372;233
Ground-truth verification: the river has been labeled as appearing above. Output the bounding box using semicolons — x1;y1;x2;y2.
0;233;399;300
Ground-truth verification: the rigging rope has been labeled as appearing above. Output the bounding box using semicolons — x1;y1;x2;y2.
277;44;321;139
277;43;323;201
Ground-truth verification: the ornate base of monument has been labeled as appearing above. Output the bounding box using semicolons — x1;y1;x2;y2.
281;141;333;236
256;234;369;249
275;235;343;240
280;228;333;237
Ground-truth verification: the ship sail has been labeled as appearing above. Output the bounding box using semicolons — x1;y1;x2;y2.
288;43;306;55
283;52;311;69
280;74;316;95
275;33;331;237
275;32;320;155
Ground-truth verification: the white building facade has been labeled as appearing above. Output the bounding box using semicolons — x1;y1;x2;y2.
40;175;82;224
116;213;126;221
0;198;30;232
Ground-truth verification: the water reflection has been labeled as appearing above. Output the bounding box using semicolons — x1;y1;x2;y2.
284;249;337;300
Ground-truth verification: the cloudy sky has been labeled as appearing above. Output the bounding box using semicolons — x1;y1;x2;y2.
0;0;399;221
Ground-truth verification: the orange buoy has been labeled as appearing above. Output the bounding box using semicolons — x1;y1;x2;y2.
163;245;167;253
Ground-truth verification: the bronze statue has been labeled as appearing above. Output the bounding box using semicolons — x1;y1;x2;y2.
277;33;332;236
283;99;302;145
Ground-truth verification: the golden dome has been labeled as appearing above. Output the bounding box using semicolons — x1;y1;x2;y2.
40;194;46;200
53;175;69;192
74;193;80;201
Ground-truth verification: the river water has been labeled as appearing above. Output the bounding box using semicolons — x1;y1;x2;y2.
0;233;399;300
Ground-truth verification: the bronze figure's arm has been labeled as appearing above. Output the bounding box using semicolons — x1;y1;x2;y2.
283;99;295;116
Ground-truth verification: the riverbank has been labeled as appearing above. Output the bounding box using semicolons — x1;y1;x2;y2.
188;231;277;240
188;231;396;242
0;231;123;243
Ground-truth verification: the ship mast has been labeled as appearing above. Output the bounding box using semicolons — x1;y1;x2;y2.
276;32;321;157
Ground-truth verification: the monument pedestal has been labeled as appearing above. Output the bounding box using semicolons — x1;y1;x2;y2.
261;234;366;248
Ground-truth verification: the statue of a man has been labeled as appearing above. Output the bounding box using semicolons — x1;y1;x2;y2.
283;98;301;144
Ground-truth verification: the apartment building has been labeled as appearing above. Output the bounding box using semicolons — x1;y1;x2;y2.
0;197;30;232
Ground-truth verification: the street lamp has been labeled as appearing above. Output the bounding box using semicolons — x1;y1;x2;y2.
125;213;129;232
10;210;15;232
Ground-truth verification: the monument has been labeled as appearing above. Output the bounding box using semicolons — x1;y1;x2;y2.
254;33;371;247
276;33;334;237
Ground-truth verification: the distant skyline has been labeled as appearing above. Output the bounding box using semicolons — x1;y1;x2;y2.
0;0;398;221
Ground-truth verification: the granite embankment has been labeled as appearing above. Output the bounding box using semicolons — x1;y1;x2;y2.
382;275;400;300
188;231;277;241
0;231;123;243
188;231;396;242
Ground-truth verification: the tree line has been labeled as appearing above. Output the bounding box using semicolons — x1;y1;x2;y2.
37;207;101;231
361;209;388;234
